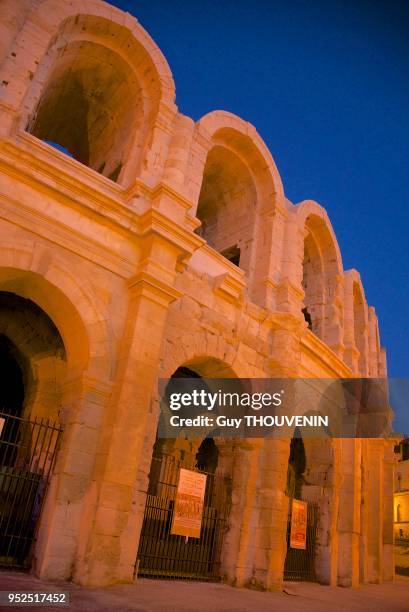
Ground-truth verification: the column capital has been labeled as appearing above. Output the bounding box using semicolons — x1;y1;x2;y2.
127;270;182;306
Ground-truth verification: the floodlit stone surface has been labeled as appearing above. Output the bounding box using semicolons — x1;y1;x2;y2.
0;0;397;591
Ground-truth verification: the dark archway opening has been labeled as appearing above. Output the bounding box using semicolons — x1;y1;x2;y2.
286;431;306;499
138;365;231;580
196;438;218;474
195;145;257;272
285;431;318;582
0;335;25;417
0;335;26;470
27;40;142;183
0;293;64;569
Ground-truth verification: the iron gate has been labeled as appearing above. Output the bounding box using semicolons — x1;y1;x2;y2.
0;411;62;569
284;499;319;582
395;537;409;576
137;453;231;581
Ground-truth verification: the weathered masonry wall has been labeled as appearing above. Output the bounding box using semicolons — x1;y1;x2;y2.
0;0;393;590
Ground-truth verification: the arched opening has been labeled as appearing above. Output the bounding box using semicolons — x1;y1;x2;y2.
0;291;65;568
196;437;219;473
26;38;142;182
0;334;25;417
284;426;335;583
195;145;257;272
301;214;341;343
0;335;26;470
286;433;306;499
302;224;324;336
138;362;238;581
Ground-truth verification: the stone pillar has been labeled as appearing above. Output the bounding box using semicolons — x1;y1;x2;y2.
251;316;303;590
253;437;291;590
218;440;262;586
382;441;395;581
0;0;31;66
34;374;113;580
365;439;384;583
361;439;384;583
304;438;340;586
337;438;361;587
0;15;51;137
343;272;359;373
359;439;369;583
325;273;345;358
250;204;288;310
163;114;195;188
129;110;170;187
74;217;200;586
276;212;305;318
368;307;379;377
76;276;180;584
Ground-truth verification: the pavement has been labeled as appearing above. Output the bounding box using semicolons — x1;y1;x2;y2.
0;570;408;612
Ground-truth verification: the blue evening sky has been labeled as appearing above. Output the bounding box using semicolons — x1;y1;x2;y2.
112;0;409;383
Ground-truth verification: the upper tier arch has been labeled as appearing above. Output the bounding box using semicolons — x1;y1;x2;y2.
30;0;175;106
1;0;176;185
195;110;284;204
294;199;344;276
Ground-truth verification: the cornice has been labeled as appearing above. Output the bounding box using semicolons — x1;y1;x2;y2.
301;330;352;377
127;270;183;306
0;132;138;233
137;208;204;255
0;192;135;278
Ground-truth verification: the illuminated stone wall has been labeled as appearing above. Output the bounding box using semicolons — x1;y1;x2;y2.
0;0;393;590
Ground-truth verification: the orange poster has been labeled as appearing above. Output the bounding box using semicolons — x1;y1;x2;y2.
171;468;207;538
290;499;307;550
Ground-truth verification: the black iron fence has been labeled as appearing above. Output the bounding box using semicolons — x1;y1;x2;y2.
395;536;409;576
284;498;319;582
136;453;231;581
0;411;62;569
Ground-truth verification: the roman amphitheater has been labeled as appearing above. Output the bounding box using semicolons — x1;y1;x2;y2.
0;0;395;590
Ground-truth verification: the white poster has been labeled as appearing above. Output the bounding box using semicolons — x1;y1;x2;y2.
171;468;207;538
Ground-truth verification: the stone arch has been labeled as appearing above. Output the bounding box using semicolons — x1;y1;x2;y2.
160;330;256;381
155;357;244;459
281;378;344;584
0;292;66;424
285;421;339;585
192;111;284;299
0;241;117;577
5;0;175;185
295;200;343;348
344;269;369;375
0;242;114;381
145;348;257;584
195;111;284;203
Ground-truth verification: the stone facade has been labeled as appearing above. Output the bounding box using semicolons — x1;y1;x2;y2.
0;0;395;589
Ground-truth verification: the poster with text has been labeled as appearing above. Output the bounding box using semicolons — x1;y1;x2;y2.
290;499;307;549
171;468;207;538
